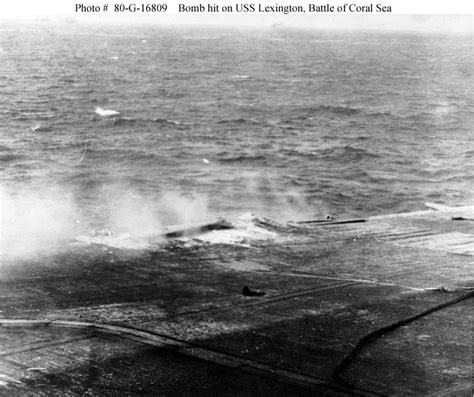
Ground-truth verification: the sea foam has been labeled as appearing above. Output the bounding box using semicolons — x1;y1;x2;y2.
95;107;120;117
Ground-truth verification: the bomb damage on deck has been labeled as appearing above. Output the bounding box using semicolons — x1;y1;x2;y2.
0;205;473;394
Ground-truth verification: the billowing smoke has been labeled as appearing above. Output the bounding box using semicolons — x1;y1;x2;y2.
104;187;212;236
235;171;328;222
0;170;323;260
0;186;82;259
0;184;213;259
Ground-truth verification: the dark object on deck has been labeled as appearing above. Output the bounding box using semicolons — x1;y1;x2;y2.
297;218;367;225
164;219;233;238
242;286;266;297
451;216;473;221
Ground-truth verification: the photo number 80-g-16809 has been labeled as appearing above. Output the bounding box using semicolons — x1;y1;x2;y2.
114;3;168;12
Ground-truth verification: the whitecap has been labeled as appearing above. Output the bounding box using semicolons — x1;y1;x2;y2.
95;107;120;117
30;124;51;132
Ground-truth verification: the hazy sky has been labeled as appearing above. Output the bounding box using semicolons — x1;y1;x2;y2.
0;0;472;33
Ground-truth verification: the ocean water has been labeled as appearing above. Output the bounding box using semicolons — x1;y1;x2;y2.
0;22;472;257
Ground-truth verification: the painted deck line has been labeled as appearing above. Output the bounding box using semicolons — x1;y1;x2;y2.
0;335;94;358
251;272;428;292
0;318;371;395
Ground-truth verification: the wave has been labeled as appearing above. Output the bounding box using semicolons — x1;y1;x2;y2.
95;107;120;117
217;118;263;125
214;145;379;165
13;112;58;121
73;147;161;163
217;153;267;164
306;105;361;116
318;145;380;161
232;75;250;79
151;118;182;125
106;116;184;128
30;123;52;132
0;153;24;162
156;89;186;99
293;105;395;120
464;150;474;157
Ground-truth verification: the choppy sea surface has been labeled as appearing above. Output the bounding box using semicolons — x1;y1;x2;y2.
0;22;472;257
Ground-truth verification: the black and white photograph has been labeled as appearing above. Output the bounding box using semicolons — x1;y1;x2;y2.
0;1;472;395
